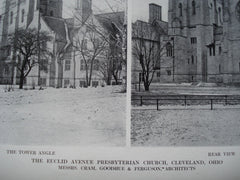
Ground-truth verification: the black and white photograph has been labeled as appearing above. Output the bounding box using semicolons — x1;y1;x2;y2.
131;0;240;146
0;0;127;146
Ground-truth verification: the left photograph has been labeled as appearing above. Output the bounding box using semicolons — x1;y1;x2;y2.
0;0;127;146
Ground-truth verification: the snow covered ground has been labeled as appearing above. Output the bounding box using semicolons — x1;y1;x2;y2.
0;86;126;146
131;105;240;146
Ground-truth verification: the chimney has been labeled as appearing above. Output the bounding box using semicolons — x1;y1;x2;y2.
149;3;162;24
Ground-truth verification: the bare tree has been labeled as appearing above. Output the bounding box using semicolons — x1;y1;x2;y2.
99;50;112;85
99;33;124;85
9;28;52;89
74;19;108;87
132;22;166;91
73;0;126;87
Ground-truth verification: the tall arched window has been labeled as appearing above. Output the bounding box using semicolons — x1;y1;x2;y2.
178;3;183;16
218;7;222;23
10;11;13;24
21;9;25;22
50;10;54;16
192;0;196;15
166;42;173;57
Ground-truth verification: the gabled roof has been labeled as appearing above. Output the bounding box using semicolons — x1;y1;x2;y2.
43;16;67;42
94;11;125;33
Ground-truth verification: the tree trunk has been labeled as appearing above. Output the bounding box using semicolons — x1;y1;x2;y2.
19;72;24;89
113;74;118;85
107;76;111;85
144;81;149;91
88;60;94;87
85;66;89;87
57;62;63;88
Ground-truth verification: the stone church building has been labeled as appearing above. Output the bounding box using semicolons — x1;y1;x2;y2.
0;0;125;88
132;0;240;85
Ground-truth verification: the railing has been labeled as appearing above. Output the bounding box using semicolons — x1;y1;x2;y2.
132;94;240;110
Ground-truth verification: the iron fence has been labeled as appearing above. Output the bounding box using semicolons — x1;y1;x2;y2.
132;94;240;110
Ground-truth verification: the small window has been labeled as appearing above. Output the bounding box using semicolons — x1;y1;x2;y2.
80;81;87;87
157;72;160;77
192;55;194;64
64;79;70;88
50;11;54;16
219;46;222;55
209;44;215;56
166;42;173;57
21;9;25;22
65;60;71;71
39;59;48;71
188;58;190;64
0;15;2;24
167;70;171;76
40;78;47;86
92;81;99;87
191;37;197;44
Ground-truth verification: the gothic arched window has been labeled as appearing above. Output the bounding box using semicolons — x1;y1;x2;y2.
218;7;222;23
179;3;183;16
21;9;25;22
192;0;196;15
50;10;54;16
10;11;13;24
166;42;173;57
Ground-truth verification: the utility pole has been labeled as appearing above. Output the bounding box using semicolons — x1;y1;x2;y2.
37;0;42;86
11;0;21;85
73;48;76;88
171;37;175;82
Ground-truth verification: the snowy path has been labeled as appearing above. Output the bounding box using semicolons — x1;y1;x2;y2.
0;87;126;146
131;105;240;146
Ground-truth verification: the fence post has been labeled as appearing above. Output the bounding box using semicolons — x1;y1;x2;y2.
140;96;143;106
157;99;159;110
184;95;187;106
211;99;213;110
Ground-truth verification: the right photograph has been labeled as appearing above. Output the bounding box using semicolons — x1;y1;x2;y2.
131;0;240;146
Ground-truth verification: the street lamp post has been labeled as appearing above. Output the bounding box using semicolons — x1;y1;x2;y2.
171;37;175;82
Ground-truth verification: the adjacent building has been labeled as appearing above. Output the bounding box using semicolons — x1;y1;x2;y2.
0;0;126;88
132;0;240;85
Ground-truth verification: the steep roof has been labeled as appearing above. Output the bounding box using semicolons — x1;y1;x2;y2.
43;16;67;42
94;11;125;33
132;19;168;40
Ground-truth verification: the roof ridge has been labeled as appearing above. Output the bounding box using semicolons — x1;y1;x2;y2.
94;11;124;16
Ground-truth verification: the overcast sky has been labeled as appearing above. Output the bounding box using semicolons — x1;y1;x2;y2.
132;0;168;22
63;0;126;18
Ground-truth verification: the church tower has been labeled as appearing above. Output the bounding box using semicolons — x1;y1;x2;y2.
39;0;63;18
75;0;92;24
